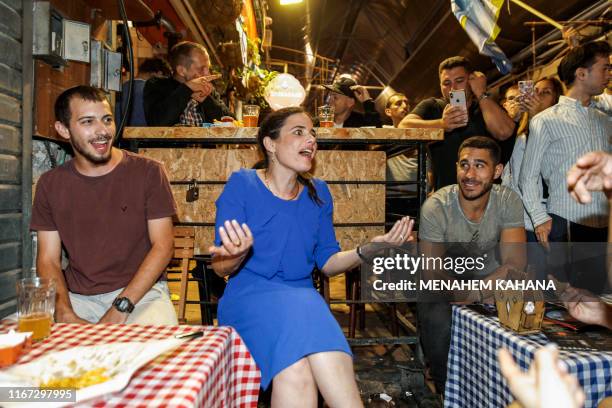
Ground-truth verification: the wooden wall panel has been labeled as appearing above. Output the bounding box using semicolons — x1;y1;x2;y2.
0;0;22;318
140;146;387;256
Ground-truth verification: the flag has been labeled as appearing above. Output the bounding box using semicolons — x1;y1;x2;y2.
451;0;513;74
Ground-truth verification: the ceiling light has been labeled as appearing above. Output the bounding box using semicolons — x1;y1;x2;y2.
280;0;303;5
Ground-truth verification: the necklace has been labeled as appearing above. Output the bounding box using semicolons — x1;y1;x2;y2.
264;170;299;200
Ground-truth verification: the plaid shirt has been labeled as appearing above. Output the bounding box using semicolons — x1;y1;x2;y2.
179;98;205;126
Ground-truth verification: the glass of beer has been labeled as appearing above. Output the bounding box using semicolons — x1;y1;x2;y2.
16;277;55;341
317;105;334;127
242;105;260;127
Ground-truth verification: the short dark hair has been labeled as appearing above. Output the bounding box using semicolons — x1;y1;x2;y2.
439;56;474;76
138;58;171;76
168;41;208;72
385;93;407;109
54;85;108;127
458;136;501;165
557;41;610;87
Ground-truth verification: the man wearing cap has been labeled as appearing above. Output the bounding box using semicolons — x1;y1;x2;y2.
323;77;382;128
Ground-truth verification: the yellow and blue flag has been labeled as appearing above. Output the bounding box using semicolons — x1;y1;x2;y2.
451;0;513;74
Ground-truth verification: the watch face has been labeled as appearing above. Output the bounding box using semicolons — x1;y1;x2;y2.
114;297;133;313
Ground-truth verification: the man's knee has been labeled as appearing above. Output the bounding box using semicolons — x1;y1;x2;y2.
127;283;178;325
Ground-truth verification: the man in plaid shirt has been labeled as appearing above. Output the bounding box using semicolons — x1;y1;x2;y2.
144;41;233;126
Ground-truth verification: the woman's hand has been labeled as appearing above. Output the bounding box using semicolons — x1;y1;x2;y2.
371;216;415;244
520;92;543;118
208;220;253;258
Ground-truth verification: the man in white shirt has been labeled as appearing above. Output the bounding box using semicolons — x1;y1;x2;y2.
519;41;610;246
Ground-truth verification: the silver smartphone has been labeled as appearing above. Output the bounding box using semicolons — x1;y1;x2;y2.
449;89;467;110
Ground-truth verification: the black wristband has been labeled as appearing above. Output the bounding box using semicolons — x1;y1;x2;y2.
356;245;368;263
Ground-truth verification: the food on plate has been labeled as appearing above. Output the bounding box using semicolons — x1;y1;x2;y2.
42;367;109;389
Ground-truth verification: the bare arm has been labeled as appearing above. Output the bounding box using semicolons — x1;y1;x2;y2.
320;217;415;277
398;113;443;129
478;97;516;141
500;227;527;271
469;71;515;140
36;230;89;324
98;217;174;324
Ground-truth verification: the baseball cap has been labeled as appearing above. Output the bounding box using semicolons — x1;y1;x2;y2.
322;77;357;99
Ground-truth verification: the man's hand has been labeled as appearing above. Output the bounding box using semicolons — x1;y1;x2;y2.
562;26;580;49
468;71;488;99
499;345;585;408
56;308;90;324
349;85;372;103
441;104;468;131
185;74;220;101
567;151;612;203
534;219;552;250
97;307;129;324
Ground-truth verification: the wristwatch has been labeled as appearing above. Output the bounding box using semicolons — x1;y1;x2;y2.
478;92;491;102
112;297;135;313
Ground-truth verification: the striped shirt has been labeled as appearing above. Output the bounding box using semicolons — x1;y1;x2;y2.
519;96;610;229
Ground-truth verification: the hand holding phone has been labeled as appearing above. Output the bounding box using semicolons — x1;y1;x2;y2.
449;89;467;111
518;80;534;100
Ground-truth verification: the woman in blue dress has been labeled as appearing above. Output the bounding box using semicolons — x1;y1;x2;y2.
208;107;414;407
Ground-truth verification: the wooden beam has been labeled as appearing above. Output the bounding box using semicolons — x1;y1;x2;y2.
168;0;223;68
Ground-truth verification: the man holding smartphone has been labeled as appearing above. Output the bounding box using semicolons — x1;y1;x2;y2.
398;56;515;191
144;41;232;126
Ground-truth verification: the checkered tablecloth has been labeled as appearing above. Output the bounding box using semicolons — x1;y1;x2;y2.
0;322;260;407
445;306;612;408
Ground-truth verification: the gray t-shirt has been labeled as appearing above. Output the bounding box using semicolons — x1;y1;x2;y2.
419;184;524;275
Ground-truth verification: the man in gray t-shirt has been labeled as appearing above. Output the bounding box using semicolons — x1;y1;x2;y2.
417;136;526;393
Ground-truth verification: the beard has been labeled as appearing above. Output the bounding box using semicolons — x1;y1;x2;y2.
70;132;113;165
459;178;494;201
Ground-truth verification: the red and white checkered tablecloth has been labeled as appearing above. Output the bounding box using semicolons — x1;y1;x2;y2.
0;322;261;407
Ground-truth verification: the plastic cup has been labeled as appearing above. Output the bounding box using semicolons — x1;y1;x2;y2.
242;105;260;127
16;278;55;341
317;105;334;127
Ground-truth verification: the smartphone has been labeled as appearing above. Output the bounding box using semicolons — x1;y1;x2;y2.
449;89;467;110
518;80;534;97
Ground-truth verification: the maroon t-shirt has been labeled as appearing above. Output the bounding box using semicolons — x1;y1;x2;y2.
30;150;176;295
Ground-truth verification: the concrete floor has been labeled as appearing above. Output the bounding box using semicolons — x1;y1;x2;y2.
168;270;442;407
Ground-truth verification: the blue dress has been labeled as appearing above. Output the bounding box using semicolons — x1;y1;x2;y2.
215;169;352;389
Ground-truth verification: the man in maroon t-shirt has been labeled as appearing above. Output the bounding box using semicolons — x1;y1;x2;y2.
31;86;177;325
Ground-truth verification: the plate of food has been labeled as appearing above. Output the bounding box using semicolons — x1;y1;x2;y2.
0;338;184;407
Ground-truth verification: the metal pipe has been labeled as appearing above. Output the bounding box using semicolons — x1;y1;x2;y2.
509;0;609;65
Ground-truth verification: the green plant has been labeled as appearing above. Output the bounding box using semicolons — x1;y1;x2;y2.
236;62;278;110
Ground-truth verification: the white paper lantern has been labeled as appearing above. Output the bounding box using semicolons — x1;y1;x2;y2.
264;73;306;111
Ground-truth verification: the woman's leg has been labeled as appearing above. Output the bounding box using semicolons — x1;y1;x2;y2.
307;351;363;408
271;357;318;408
